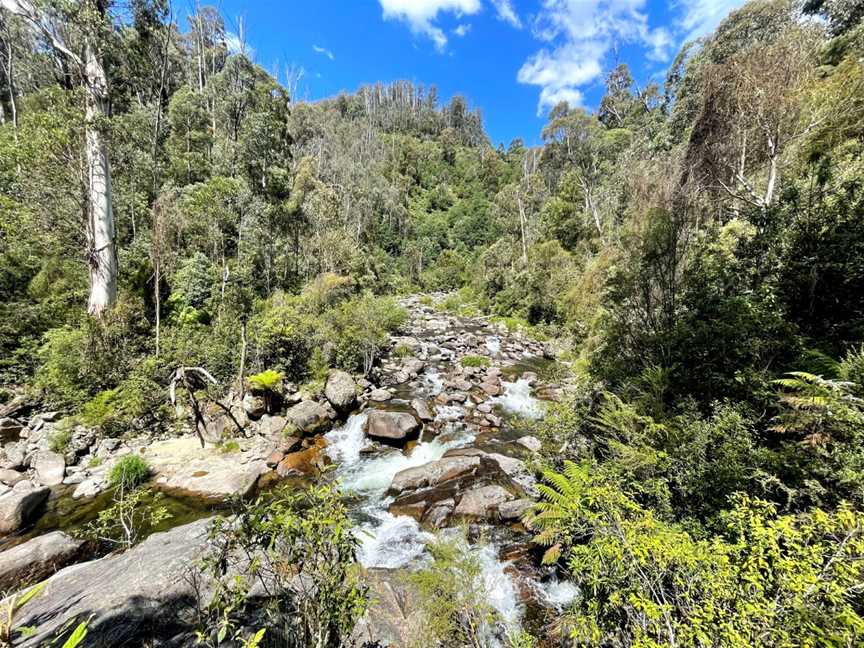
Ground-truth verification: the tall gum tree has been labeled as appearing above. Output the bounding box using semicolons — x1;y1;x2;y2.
0;0;117;316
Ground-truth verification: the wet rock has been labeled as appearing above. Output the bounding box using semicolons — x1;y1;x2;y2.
480;381;501;396
242;392;267;419
410;398;436;422
285;400;331;435
402;358;425;376
522;371;538;385
325;370;358;413
34;451;65;486
276;446;323;477
0;485;49;534
517;435;542;452
350;569;425;647
15;518;213;647
0;531;84;590
446;391;468;404
0;468;25;486
365;411;421;444
452;485;514;519
388;455;481;495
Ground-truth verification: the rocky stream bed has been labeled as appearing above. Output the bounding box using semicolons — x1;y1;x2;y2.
0;295;578;646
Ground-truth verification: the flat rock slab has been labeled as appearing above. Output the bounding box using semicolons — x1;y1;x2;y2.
34;451;65;486
155;457;266;501
16;518;213;647
0;530;83;590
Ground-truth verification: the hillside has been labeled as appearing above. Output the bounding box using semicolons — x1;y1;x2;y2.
1;0;864;646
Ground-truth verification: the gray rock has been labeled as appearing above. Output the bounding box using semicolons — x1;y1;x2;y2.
285;400;331;435
0;442;25;470
257;414;288;438
388;455;481;495
498;498;534;522
242;393;267;419
324;370;357;413
73;475;106;500
34;451;65;486
0;486;49;534
0;531;83;590
350;569;425;647
156;457;266;501
0;468;25;485
16;518;213;647
453;484;514;519
364;411;420;444
369;388;392;402
517;435;542;453
410;398;436;422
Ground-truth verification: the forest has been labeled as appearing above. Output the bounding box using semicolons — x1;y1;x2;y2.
0;0;863;646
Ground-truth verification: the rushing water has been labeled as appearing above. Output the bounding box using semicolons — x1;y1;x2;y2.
494;378;545;419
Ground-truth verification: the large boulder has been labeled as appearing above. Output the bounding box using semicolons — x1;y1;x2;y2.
0;485;49;535
410;398;436;422
324;370;357;413
15;518;213;647
0;417;23;440
387;451;530;528
0;531;84;590
365;411;421;444
33;451;66;486
285;400;331;435
155;457;267;501
350;568;425;647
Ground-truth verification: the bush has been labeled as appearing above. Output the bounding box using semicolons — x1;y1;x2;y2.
246;369;283;392
109;455;151;490
79;360;165;436
48;421;73;453
78;487;171;550
324;293;407;374
193;484;367;647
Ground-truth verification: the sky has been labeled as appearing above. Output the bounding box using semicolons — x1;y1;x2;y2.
174;0;747;146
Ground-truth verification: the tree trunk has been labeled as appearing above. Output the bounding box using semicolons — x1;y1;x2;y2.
84;38;117;317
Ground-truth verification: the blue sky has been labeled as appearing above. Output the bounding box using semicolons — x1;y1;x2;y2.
176;0;746;146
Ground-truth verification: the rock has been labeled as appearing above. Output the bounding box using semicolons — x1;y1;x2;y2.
480;382;501;396
477;403;493;414
388;455;482;496
73;476;106;500
276;447;322;477
0;468;25;486
257;414;289;438
285;400;331;435
452;484;514;519
498;498;534;522
517;435;542;452
155;457;266;501
0;417;23;439
0;531;84;590
350;569;425;647
453;378;472;391
34;451;65;486
0;486;49;534
325;370;358;413
393;370;411;384
242;392;267;419
0;442;25;470
522;371;538;385
402;358;425;375
15;518;213;647
364;411;421;444
369;388;393;402
410;398;436;422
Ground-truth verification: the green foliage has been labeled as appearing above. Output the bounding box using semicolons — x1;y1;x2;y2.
246;369;284;392
78;487;172;550
108;455;151;490
406;532;502;648
47;421;73;453
529;463;864;647
460;355;491;368
194;483;367;648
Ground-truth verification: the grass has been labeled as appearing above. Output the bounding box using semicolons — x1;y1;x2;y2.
218;439;241;454
109;454;151;490
461;355;491;368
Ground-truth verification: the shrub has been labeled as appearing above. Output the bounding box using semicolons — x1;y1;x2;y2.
79;362;165;436
393;343;412;358
324;293;407;374
300;273;355;314
461;354;490;368
246;369;283;392
193;484;367;647
109;454;151;490
78;487;171;550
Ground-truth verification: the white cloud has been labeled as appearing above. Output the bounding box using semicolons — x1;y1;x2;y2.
454;23;472;36
312;44;335;60
675;0;747;41
225;32;254;56
491;0;522;28
379;0;482;50
518;0;674;114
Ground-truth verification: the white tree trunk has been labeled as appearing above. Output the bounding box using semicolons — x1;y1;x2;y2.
84;38;117;317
